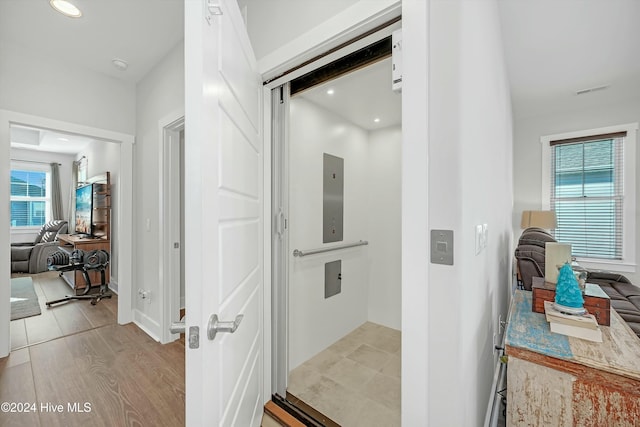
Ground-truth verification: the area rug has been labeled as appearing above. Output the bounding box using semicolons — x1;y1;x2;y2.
10;277;41;320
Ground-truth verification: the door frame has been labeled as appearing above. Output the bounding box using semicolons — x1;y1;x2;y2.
261;0;403;399
260;1;430;422
159;110;185;344
0;109;135;357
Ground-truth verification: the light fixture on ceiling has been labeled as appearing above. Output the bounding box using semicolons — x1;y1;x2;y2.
326;89;335;95
49;0;82;18
57;137;69;142
374;118;381;123
111;58;129;71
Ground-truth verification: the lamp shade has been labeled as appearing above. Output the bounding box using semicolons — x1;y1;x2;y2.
521;210;557;229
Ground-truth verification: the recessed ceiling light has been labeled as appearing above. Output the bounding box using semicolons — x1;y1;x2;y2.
374;118;380;123
326;89;335;95
49;0;82;18
57;137;69;142
111;58;129;71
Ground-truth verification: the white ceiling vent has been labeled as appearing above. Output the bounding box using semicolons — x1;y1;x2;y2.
575;84;610;96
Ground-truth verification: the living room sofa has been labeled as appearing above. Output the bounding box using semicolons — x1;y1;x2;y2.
10;220;68;274
515;227;640;338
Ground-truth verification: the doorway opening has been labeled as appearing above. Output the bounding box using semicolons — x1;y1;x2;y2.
9;123;121;350
160;115;185;344
272;33;402;426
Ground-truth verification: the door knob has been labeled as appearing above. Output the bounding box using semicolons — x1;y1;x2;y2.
207;314;243;341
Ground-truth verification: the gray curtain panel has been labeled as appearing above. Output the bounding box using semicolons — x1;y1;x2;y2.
68;160;79;228
50;163;64;220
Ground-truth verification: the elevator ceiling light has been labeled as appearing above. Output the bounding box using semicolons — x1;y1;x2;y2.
111;58;129;71
49;0;82;18
326;89;335;95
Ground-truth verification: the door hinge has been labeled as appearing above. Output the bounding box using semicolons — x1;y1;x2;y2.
205;0;223;25
189;326;200;349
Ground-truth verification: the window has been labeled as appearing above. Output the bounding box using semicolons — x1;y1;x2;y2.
541;123;637;272
10;166;50;228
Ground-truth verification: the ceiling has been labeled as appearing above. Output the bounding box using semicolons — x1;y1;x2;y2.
10;125;93;155
2;0;636;138
497;0;640;119
297;57;402;131
0;0;184;84
2;0;184;154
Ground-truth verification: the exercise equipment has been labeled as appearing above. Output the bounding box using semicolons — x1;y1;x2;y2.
46;249;112;306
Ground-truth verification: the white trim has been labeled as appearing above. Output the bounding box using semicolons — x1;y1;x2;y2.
261;1;430;424
0;109;135;358
134;310;161;343
158;110;185;344
541;122;638;273
262;85;273;402
264;21;401;89
259;0;401;80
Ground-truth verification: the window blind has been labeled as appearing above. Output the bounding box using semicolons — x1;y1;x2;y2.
10;169;48;227
549;133;625;260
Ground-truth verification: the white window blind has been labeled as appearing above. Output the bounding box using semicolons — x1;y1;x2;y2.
10;168;49;227
550;132;625;260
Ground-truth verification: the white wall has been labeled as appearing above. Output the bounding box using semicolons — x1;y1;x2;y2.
237;0;359;60
133;40;184;339
76;141;122;284
428;1;513;425
367;125;401;329
288;98;371;369
0;37;136;288
513;97;640;284
0;41;136;135
9;148;76;243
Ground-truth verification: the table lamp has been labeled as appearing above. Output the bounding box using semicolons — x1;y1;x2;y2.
521;210;557;230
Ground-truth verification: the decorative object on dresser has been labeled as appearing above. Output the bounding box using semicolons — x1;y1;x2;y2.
544;300;602;342
553;262;585;314
532;276;610;326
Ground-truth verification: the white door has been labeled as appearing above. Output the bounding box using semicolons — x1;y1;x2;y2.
184;0;264;426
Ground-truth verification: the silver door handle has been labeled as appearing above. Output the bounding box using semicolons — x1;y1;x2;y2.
170;322;185;334
170;315;186;334
207;314;243;341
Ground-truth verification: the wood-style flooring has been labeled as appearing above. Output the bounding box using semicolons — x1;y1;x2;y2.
1;272;185;427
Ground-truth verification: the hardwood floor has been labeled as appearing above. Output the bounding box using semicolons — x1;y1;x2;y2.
2;272;185;427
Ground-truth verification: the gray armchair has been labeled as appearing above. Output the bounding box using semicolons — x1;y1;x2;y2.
11;220;68;274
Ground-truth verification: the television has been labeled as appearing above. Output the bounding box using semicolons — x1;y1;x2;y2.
75;184;93;237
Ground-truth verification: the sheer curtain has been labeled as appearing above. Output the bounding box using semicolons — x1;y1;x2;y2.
50;162;64;220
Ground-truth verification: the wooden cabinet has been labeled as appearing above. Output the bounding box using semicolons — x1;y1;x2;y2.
505;290;640;426
57;234;110;293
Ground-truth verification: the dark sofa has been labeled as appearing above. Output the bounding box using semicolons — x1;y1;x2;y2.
10;220;68;274
515;227;640;338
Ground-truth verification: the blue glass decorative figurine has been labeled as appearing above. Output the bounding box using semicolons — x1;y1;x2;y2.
554;262;586;314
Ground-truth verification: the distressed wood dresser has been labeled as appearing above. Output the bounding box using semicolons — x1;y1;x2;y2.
505;290;640;426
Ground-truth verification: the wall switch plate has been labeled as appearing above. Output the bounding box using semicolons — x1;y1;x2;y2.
430;229;453;265
475;225;483;255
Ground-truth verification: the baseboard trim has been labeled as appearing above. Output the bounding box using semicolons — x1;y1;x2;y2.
133;309;161;342
109;278;118;294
